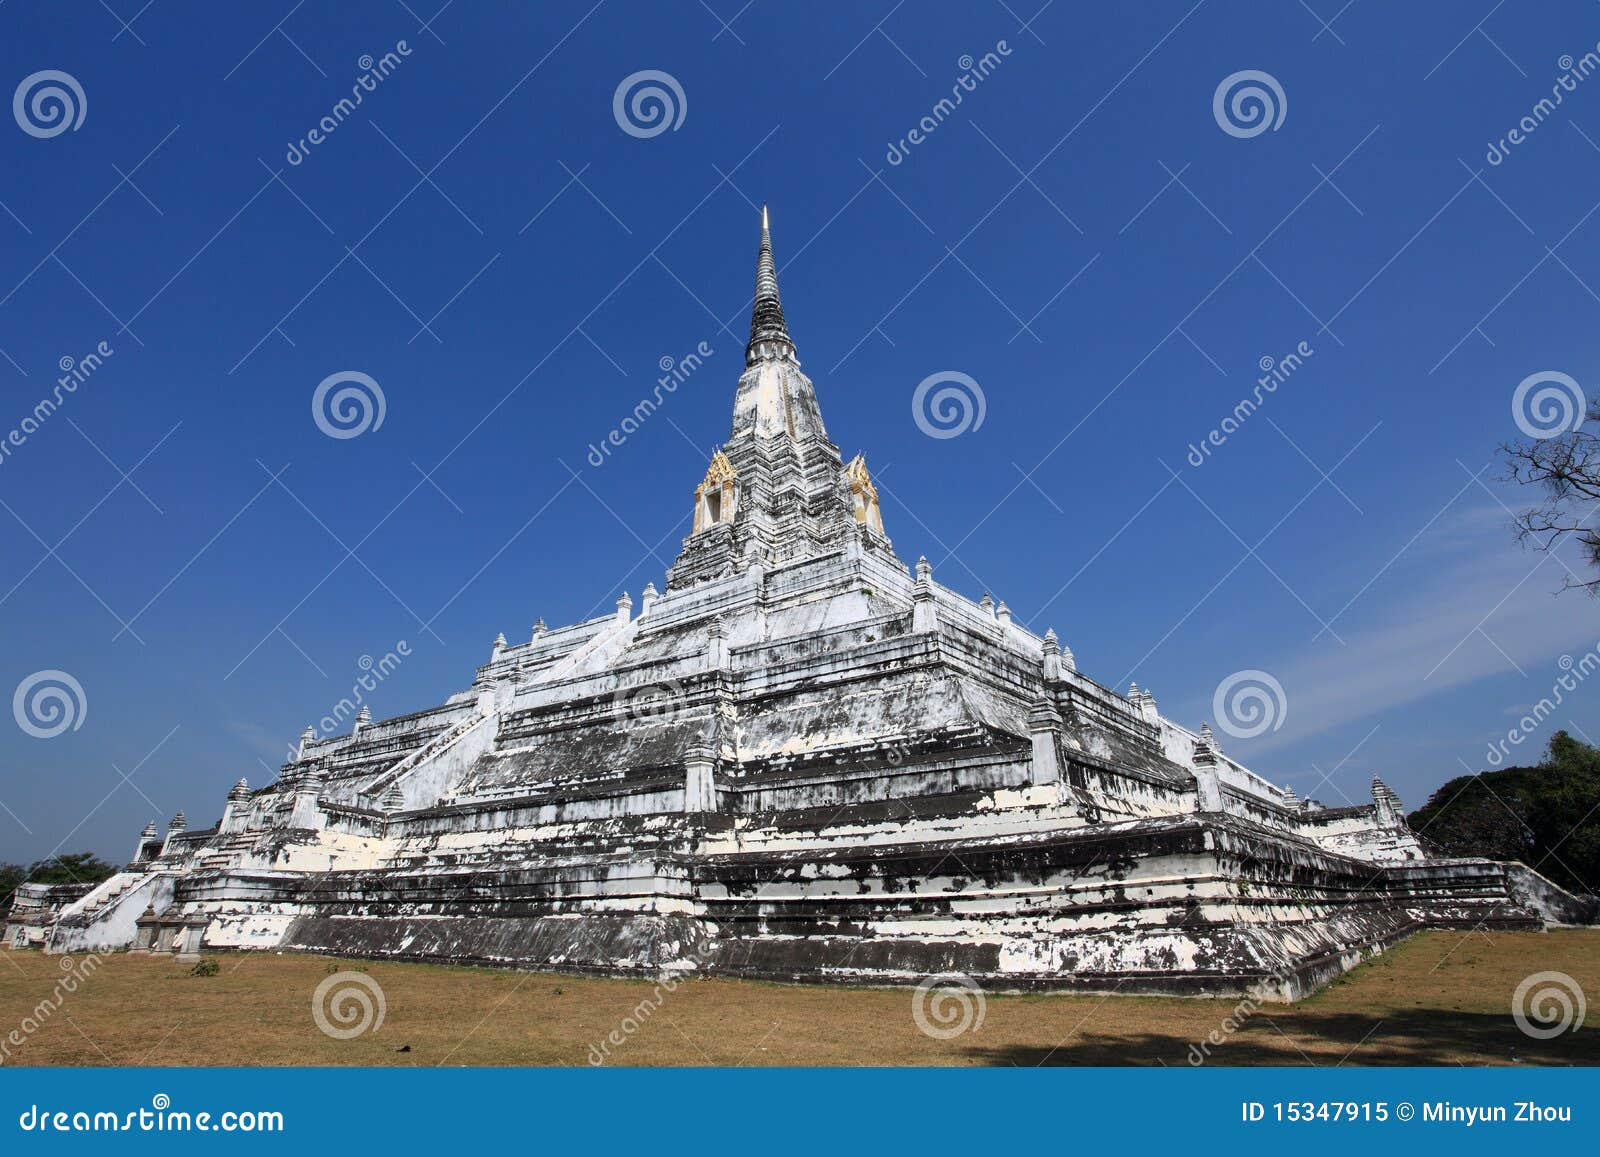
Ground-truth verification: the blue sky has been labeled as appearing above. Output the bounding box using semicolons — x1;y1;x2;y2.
1;1;1596;863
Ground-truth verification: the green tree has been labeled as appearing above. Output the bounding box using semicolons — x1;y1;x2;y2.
0;862;25;915
1409;730;1600;895
21;852;119;889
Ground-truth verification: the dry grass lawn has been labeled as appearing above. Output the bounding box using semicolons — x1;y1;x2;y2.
1;929;1596;1066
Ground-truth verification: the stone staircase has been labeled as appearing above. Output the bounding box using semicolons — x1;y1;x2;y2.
47;870;177;953
539;615;637;683
196;833;258;872
59;872;137;922
360;706;497;809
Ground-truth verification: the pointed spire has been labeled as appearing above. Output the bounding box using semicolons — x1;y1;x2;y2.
747;205;796;365
1041;629;1062;682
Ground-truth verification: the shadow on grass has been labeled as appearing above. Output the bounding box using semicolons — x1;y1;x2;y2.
963;1007;1600;1067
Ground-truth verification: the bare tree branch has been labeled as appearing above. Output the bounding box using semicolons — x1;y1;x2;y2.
1500;400;1600;594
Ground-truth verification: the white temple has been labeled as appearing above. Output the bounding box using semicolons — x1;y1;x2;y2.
20;211;1592;996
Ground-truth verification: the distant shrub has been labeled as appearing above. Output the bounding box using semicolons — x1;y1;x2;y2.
1409;730;1600;895
190;959;219;977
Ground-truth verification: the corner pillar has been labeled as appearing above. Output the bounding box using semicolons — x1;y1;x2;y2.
912;556;938;634
1027;698;1064;787
684;744;717;813
1192;726;1225;812
707;616;730;670
290;768;327;830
